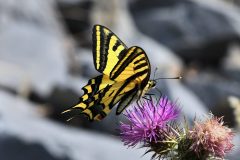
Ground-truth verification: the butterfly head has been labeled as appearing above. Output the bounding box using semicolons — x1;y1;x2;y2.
141;80;156;97
148;80;156;89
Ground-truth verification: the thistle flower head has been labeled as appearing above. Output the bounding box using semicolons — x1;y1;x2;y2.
120;96;180;147
189;115;234;158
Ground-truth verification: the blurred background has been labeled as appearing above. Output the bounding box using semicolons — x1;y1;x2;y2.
0;0;240;159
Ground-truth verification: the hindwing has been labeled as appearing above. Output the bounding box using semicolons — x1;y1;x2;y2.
116;88;138;115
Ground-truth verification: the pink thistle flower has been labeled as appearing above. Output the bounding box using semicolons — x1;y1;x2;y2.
189;115;234;158
120;96;180;147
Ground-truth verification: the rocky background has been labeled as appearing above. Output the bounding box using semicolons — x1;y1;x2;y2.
0;0;240;159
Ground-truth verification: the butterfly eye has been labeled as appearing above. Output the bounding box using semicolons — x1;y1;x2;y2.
153;83;156;88
150;81;156;88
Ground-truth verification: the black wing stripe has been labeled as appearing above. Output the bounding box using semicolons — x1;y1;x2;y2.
82;75;103;95
109;90;114;97
116;88;138;115
109;69;149;108
112;39;128;60
88;104;104;119
92;25;128;73
112;51;146;79
134;62;148;71
110;47;138;79
92;26;97;70
100;32;113;72
134;57;146;65
112;40;120;51
99;26;105;71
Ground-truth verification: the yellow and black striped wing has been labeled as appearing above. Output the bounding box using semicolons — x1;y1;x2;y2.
110;46;151;82
62;75;114;120
63;77;136;121
86;81;138;121
92;25;128;76
81;75;114;99
63;25;152;121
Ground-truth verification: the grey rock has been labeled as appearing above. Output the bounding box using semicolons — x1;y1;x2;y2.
183;70;240;126
0;0;71;96
56;0;93;47
0;136;70;160
222;44;240;81
0;90;152;160
166;80;208;121
129;0;240;65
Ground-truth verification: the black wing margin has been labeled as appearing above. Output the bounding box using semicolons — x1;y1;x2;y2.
92;25;128;74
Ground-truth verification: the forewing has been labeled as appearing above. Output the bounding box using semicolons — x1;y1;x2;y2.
110;46;151;83
92;25;128;75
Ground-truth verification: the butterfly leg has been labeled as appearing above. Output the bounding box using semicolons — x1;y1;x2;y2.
145;93;154;96
136;98;141;107
136;97;145;107
143;96;151;101
144;93;155;101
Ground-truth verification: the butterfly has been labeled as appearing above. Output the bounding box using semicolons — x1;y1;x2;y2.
63;25;156;121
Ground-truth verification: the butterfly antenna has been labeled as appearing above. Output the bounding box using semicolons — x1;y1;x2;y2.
154;76;182;81
143;96;151;101
61;108;83;122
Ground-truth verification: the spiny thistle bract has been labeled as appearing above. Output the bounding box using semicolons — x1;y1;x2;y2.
189;115;234;159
